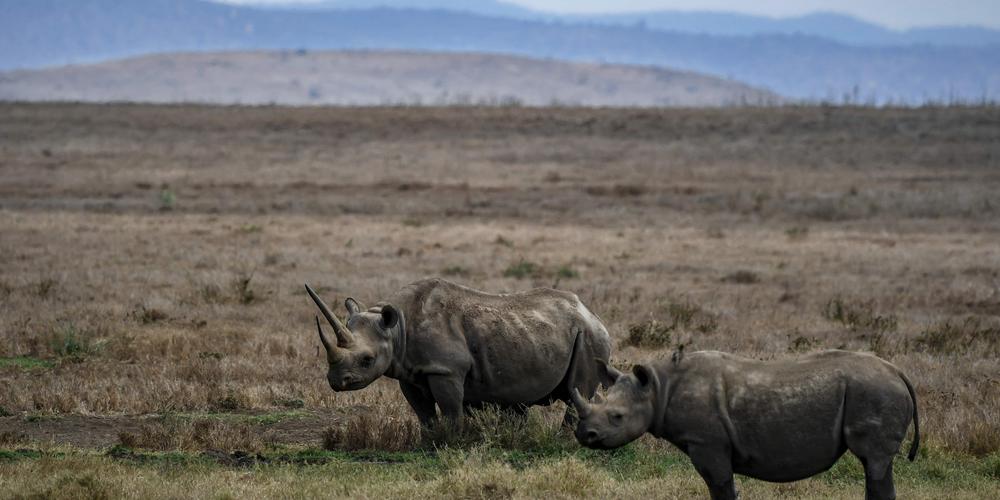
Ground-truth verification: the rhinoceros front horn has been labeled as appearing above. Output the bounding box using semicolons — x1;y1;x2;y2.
305;284;356;348
570;388;592;418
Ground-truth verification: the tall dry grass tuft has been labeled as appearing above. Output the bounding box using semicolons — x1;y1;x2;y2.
322;414;421;452
118;418;266;453
322;405;575;453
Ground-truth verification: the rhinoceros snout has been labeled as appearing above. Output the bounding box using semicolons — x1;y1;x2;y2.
575;427;602;447
328;373;363;392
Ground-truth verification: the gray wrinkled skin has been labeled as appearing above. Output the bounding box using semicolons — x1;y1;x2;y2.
573;350;920;500
306;278;613;425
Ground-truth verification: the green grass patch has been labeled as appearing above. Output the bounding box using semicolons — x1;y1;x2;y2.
0;356;55;371
1;444;997;499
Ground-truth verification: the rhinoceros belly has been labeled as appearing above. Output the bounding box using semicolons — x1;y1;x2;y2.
726;371;848;481
458;305;578;404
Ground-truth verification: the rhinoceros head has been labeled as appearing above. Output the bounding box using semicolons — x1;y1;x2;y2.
572;362;657;449
305;284;402;392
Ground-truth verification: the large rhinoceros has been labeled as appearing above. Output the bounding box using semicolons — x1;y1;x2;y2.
571;350;919;500
305;278;613;425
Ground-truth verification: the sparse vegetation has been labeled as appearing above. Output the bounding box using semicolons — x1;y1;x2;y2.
1;103;999;496
118;417;266;453
442;266;470;277
914;316;1000;355
823;298;898;334
0;357;54;371
503;260;541;280
50;323;104;362
555;265;579;279
232;270;257;305
158;189;176;211
721;270;760;284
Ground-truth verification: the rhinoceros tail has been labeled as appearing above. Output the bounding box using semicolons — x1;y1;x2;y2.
901;372;920;461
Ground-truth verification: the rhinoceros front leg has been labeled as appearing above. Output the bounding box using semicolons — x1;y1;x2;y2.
399;380;437;427
688;446;738;500
427;375;466;423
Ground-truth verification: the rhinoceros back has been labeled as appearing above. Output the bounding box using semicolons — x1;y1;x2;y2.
393;278;609;405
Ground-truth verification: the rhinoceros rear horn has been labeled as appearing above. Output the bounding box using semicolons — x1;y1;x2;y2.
570;388;592;417
314;316;337;357
596;358;624;385
305;284;355;348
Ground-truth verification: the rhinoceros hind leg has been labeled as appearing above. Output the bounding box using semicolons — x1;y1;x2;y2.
688;446;738;500
861;456;896;500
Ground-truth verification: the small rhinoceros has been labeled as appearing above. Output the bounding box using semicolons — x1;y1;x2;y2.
305;278;613;425
572;350;919;500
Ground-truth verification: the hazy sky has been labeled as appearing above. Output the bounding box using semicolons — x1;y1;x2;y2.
223;1;1000;29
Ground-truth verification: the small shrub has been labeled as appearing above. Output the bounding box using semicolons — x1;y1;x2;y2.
198;351;223;361
200;283;224;304
212;391;251;412
721;270;760;284
50;323;104;361
785;226;810;240
402;218;424;228
494;236;514;247
503;260;540;280
0;406;13;417
666;301;717;333
442;266;470;277
623;320;672;349
232;270;256;305
159;189;176;211
788;335;817;353
585;184;646;197
555;265;579;279
132;304;168;324
36;277;58;298
276;398;305;409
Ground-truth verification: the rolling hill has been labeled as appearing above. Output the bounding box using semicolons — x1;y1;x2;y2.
0;50;779;107
2;0;999;102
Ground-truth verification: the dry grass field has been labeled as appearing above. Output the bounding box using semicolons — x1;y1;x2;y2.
1;102;999;498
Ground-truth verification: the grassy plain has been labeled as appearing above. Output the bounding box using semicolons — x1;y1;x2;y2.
1;103;998;498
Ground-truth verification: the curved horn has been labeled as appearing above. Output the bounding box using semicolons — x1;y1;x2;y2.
315;316;341;361
305;284;355;347
571;388;592;418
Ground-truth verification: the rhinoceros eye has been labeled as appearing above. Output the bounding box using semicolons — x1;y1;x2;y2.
359;355;375;368
608;412;624;425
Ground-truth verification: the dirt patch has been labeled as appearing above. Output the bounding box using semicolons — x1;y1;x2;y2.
0;411;346;449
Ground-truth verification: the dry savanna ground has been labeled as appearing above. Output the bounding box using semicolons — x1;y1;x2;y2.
1;103;999;498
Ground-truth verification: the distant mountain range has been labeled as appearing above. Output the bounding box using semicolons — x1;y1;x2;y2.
0;50;779;107
2;0;999;103
263;1;1000;47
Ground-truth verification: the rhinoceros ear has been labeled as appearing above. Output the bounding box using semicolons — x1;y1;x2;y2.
345;298;364;316
633;364;656;391
380;304;401;331
596;358;624;385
